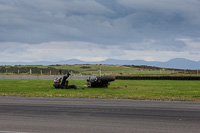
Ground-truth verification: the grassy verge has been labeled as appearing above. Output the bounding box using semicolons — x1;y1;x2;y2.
0;79;199;101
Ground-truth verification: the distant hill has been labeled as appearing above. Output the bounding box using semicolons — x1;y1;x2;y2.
97;58;200;70
0;58;199;70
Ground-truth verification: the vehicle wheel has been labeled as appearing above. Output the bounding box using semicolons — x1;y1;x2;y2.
100;76;116;81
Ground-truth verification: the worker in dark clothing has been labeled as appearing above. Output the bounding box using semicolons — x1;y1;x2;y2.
59;69;62;75
53;72;84;90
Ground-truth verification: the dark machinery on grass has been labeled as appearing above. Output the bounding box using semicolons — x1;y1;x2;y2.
86;76;116;88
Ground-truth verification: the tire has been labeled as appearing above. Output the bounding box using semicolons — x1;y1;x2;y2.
98;76;116;82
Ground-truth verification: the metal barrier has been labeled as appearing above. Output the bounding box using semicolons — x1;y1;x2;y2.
116;76;200;80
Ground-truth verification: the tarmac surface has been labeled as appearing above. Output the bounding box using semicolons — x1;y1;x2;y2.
0;96;200;133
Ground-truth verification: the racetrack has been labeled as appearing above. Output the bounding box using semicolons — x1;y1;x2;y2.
0;96;199;133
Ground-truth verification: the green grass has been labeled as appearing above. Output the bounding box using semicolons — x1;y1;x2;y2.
0;79;200;101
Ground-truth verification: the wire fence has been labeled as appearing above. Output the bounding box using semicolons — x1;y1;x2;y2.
0;75;89;80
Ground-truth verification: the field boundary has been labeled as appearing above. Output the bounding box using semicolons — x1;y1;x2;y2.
116;76;200;80
0;75;89;80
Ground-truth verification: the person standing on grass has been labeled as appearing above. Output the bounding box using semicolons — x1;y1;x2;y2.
59;69;62;75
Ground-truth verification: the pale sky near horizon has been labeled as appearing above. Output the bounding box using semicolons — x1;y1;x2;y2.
0;0;200;62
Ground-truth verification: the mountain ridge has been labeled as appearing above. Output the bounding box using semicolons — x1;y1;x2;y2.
0;58;199;70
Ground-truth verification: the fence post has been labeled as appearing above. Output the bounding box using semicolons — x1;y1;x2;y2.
30;69;32;74
98;67;101;76
41;70;42;75
50;70;51;75
18;69;20;74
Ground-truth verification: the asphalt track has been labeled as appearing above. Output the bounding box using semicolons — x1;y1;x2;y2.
0;97;199;133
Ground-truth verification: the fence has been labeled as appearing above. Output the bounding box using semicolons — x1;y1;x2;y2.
0;75;89;80
0;67;74;75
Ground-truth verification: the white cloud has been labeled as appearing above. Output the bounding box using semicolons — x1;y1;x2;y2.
117;0;200;16
176;38;200;51
1;0;199;44
0;0;200;63
0;41;200;63
0;41;117;62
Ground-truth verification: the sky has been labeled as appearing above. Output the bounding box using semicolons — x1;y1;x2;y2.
0;0;200;62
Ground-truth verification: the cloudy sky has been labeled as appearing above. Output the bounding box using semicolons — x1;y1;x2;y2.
0;0;200;62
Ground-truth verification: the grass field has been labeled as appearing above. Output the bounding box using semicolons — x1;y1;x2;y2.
0;79;199;101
